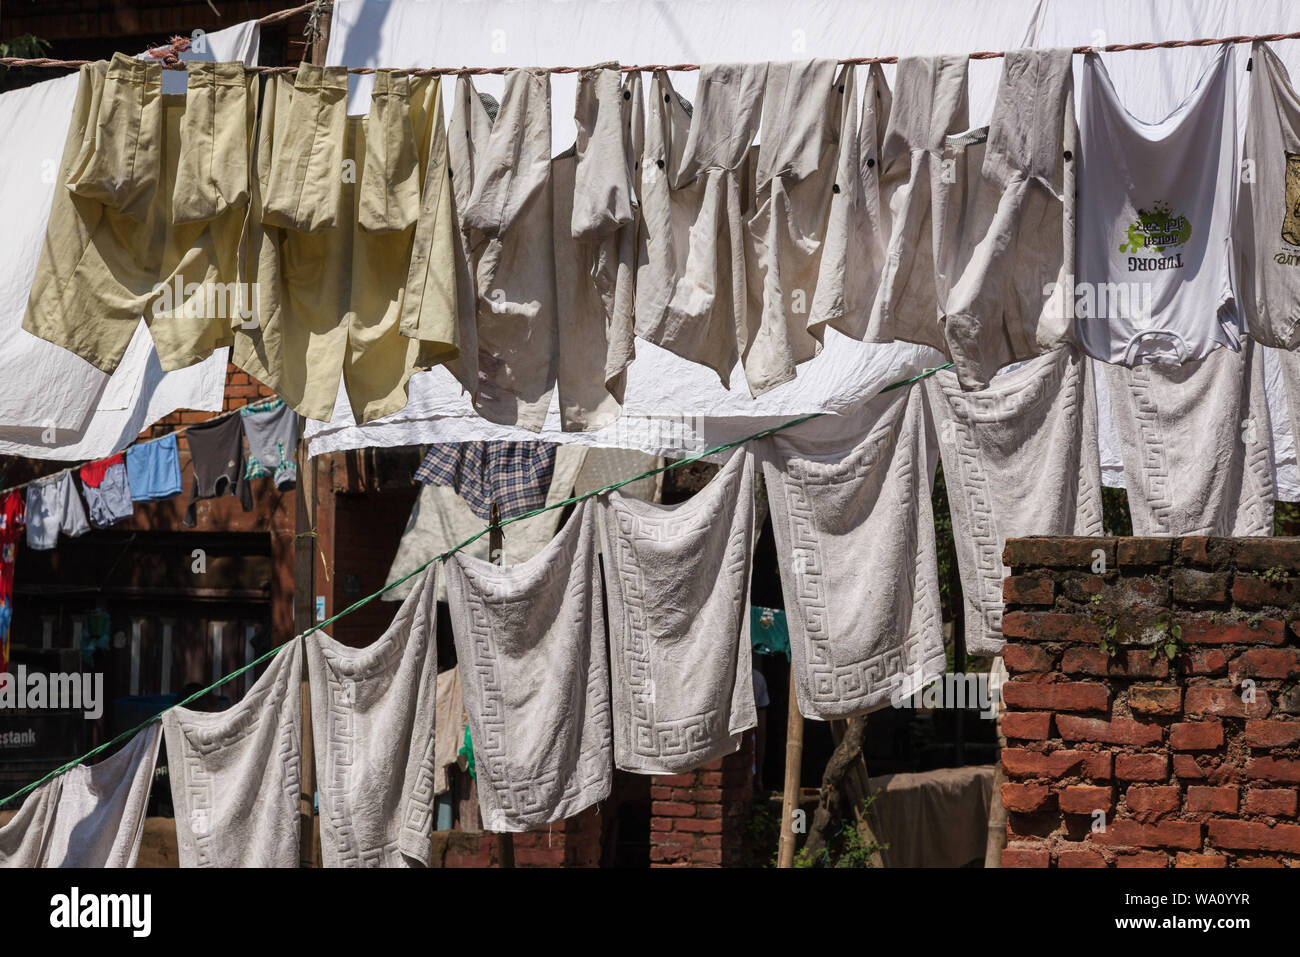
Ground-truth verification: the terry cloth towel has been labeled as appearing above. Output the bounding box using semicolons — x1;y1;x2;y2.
553;65;640;431
742;59;845;395
22;55;255;374
445;498;612;831
808;63;892;343
433;666;465;796
125;433;184;502
0;724;162;867
307;565;439;866
635;63;768;391
926;347;1104;655
759;385;946;719
415;441;556;522
446;70;558;433
598;448;758;773
163;640;302;867
934;48;1078;391
25;472;90;550
183;413;253;528
79;454;133;528
236;68;458;424
1076;46;1240;365
1104;340;1274;536
866;55;971;354
1239;42;1300;349
240;398;298;489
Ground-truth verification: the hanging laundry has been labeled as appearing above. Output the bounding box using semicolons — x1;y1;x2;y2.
236;67;459;424
0;491;21;676
1104;341;1274;536
124;433;184;502
0;725;161;867
552;65;640;431
1239;42;1300;350
25;472;90;550
79;453;133;528
750;607;790;659
240;398;299;489
599;448;757;773
808;63;892;342
741;59;845;395
415;441;557;522
635;63;767;392
306;566;439;866
867;55;970;354
1076;46;1241;364
926;348;1104;655
760;385;946;719
445;70;559;432
182;414;253;528
445;499;611;830
163;640;302;867
433;666;465;797
22;55;255;374
933;48;1078;390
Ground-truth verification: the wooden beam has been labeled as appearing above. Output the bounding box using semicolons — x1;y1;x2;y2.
776;671;804;868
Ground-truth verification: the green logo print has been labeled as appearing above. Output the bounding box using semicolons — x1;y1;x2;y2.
1119;201;1192;255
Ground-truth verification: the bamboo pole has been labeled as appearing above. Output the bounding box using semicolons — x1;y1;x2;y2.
776;671;804;868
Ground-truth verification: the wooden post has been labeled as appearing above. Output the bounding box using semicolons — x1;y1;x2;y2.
776;671;803;868
293;421;318;867
488;501;516;869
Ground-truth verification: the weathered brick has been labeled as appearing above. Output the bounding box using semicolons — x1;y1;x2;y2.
1184;686;1271;719
1002;679;1109;712
1002;612;1105;644
1002;783;1054;813
1002;748;1112;780
1174;852;1228;868
1128;685;1183;717
1236;855;1284;868
1208;820;1300;854
1245;758;1300;783
1178;536;1211;565
1170;568;1229;605
1116;849;1168;868
1232;575;1300;607
1124;786;1180;816
1055;714;1162;746
1057;847;1107;868
1059;784;1113;815
1091;820;1202;850
1116;753;1169;781
1180;618;1286;646
1244;789;1298;817
1061;647;1169;678
1003;537;1113;570
1003;574;1054;605
1000;712;1052;741
1001;846;1050;868
1185;649;1229;675
1116;538;1172;567
1169;721;1224;751
1231;648;1300;680
1060;575;1106;602
1001;644;1054;674
1243;720;1300;748
1186;786;1238;814
1232;539;1300;570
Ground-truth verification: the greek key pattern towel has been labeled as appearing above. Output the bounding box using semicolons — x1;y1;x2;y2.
760;385;946;719
307;566;439;866
926;347;1103;655
446;498;611;832
599;448;757;773
163;639;302;868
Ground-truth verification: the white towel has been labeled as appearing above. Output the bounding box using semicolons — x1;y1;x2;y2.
760;385;946;719
926;348;1103;655
1104;340;1274;536
599;448;757;773
163;640;302;867
306;566;439;866
0;724;161;867
445;498;612;832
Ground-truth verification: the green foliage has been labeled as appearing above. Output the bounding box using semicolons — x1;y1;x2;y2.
1258;566;1289;585
790;794;888;869
1101;487;1133;537
1148;617;1183;662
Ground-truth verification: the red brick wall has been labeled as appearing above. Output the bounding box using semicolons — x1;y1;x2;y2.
437;806;604;868
650;736;754;867
999;536;1300;868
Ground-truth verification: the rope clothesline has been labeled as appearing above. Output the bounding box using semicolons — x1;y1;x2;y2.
3;22;1300;75
0;360;953;811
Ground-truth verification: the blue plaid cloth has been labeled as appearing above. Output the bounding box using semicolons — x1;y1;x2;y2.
414;442;557;521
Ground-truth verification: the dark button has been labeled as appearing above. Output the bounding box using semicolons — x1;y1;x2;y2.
832;183;840;193
1063;150;1072;161
866;157;875;168
657;159;665;169
838;84;845;93
665;93;671;102
623;90;631;100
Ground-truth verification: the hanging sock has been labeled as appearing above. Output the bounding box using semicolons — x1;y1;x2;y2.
760;384;946;719
1076;45;1240;365
926;347;1104;655
933;48;1078;391
163;639;302;867
599;448;757;773
0;725;162;867
25;472;90;550
1105;340;1274;536
553;64;641;431
1238;42;1300;350
306;566;439;866
79;453;133;528
635;63;767;391
182;414;254;528
240;398;299;489
23;55;255;374
445;499;611;831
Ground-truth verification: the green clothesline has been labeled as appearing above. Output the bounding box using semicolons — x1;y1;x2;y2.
0;360;952;811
